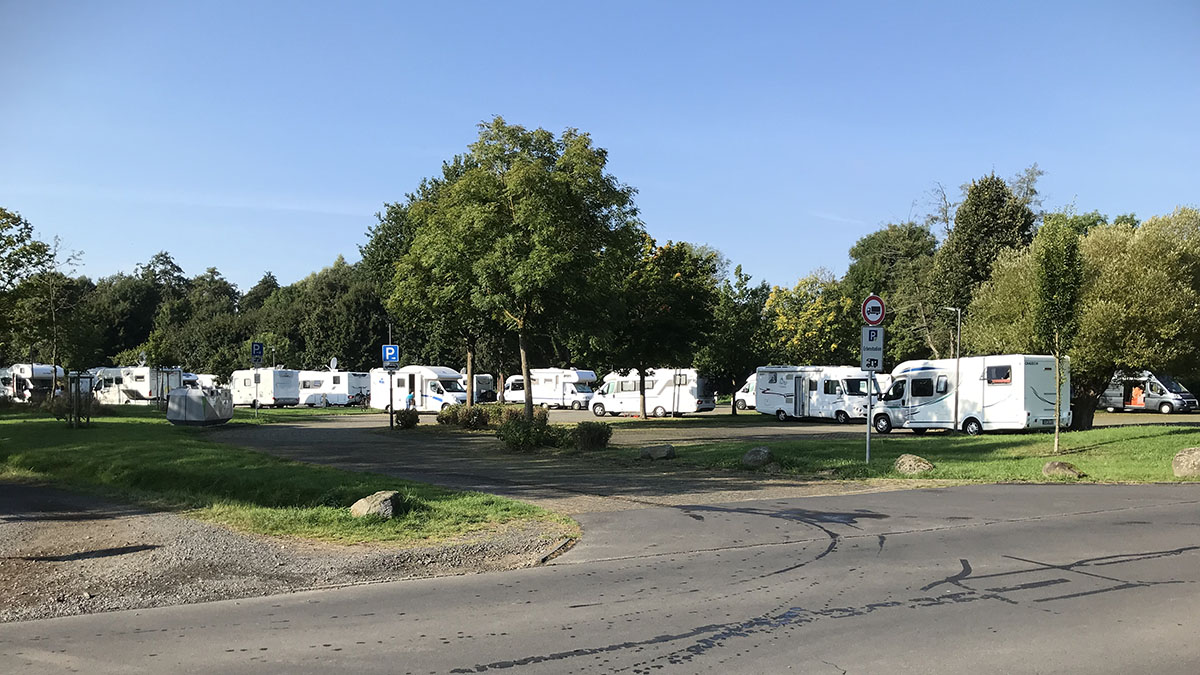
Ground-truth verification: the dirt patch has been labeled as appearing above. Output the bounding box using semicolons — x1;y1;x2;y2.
0;482;572;623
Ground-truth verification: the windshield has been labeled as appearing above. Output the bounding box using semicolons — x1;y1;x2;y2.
441;379;465;393
1158;375;1189;394
573;383;592;393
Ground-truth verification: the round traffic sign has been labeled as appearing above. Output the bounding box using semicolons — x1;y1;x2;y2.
862;294;885;326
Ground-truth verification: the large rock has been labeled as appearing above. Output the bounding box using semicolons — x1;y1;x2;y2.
1172;448;1200;477
640;444;676;460
894;453;934;475
350;490;402;518
1042;461;1085;479
741;446;772;468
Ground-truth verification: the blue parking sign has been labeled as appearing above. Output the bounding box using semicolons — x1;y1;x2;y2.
382;344;399;364
251;341;264;364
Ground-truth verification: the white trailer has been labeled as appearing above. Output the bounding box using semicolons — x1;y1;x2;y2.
734;373;758;410
230;368;300;408
368;365;467;413
872;354;1071;435
298;370;370;406
755;365;889;423
502;368;597;409
90;366;184;405
590;368;715;417
7;364;65;403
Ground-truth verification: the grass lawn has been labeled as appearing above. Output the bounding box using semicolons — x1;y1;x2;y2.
0;411;572;544
609;425;1200;482
229;404;381;425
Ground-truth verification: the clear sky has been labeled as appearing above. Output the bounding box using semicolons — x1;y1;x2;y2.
3;0;1198;292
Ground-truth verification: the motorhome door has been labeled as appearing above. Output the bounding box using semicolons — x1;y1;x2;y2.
1124;378;1147;408
793;375;807;417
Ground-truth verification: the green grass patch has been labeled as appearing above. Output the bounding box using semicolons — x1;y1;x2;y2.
605;425;1200;483
0;413;572;544
229;405;381;425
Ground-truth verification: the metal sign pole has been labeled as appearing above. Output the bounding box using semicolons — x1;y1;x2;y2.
254;367;259;420
389;371;395;430
866;373;874;464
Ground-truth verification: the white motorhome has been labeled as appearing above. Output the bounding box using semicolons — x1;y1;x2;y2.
502;368;597;409
298;370;370;406
7;364;65;403
872;354;1071;435
590;368;715;417
460;372;498;402
734;373;758;410
369;365;467;413
755;365;889;423
90;366;184;405
230;368;300;408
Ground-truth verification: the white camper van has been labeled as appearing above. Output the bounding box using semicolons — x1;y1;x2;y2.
734;373;758;410
460;372;498;402
590;368;715;417
872;354;1071;435
298;370;370;406
502;368;596;409
230;368;300;408
755;365;889;423
91;366;184;405
369;365;467;413
7;364;65;403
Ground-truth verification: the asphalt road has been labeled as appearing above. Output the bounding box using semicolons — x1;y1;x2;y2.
4;483;1199;674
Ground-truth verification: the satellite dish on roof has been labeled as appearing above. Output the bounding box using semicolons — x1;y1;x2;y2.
329;357;338;371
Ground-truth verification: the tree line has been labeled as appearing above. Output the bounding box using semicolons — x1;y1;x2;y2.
3;117;1196;427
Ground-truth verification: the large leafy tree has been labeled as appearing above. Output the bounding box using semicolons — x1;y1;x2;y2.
0;207;51;360
693;264;773;396
765;270;855;366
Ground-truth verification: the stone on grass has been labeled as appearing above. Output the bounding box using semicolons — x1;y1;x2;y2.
1172;448;1200;477
741;446;772;468
894;454;935;475
350;490;402;518
640;444;676;460
1042;461;1085;479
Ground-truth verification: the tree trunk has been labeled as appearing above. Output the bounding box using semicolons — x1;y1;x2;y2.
465;345;475;407
639;369;647;418
497;369;506;403
518;324;533;421
730;376;737;416
1053;346;1061;454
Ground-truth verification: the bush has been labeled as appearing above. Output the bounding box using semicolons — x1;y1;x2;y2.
496;416;542;452
437;404;462;425
458;405;490;430
394;408;420;429
572;422;613;452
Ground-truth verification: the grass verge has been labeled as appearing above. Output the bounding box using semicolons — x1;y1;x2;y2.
0;412;573;544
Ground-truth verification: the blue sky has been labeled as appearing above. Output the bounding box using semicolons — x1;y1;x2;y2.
3;0;1197;291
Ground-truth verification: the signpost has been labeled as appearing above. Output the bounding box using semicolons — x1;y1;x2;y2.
382;345;399;429
860;295;886;463
250;342;265;419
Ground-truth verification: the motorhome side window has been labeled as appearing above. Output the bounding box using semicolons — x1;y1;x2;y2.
674;374;688;385
808;380;817;392
886;380;905;400
134;375;146;382
936;375;949;394
619;381;637;393
823;380;842;395
243;378;251;386
1150;381;1164;395
333;376;340;385
986;366;1012;384
911;378;934;397
644;380;656;390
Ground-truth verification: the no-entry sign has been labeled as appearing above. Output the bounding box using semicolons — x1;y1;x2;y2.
861;294;885;326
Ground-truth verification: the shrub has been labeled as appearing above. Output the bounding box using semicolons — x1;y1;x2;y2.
437;404;462;425
572;422;613;452
458;405;490;430
394;408;420;429
496;416;541;452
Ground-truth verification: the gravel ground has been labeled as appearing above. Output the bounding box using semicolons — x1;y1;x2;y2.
0;483;571;624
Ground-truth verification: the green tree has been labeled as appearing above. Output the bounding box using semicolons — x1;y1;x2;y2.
0;207;52;360
1031;214;1083;452
693;265;773;399
240;272;279;312
765;270;855;366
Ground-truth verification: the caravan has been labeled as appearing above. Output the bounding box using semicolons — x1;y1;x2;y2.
298;370;370;407
502;368;596;409
734;373;758;410
755;365;889;423
460;372;498;402
369;365;467;413
873;354;1071;435
90;366;184;405
6;364;65;403
590;368;715;417
230;368;300;408
1098;371;1197;414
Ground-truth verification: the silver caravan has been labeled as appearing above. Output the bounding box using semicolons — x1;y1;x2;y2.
90;366;184;405
755;365;889;423
873;354;1071;435
298;370;370;406
230;368;300;408
502;368;596;409
368;365;467;413
1098;371;1197;414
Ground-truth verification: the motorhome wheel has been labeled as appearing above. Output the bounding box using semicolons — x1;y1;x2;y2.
735;399;746;410
1160;402;1175;414
776;410;788;422
442;402;451;411
834;410;850;424
653;406;667;418
592;403;606;417
873;414;892;434
571;401;582;410
963;418;983;436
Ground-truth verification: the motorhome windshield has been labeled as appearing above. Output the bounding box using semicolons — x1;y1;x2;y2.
572;383;592;393
1157;375;1190;394
441;379;465;393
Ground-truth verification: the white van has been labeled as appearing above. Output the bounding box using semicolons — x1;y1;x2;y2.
734;373;757;410
230;368;301;408
298;370;370;406
502;368;596;409
369;365;467;413
873;354;1071;435
756;365;889;423
590;368;715;417
91;366;184;405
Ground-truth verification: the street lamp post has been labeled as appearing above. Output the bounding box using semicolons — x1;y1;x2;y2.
942;307;962;430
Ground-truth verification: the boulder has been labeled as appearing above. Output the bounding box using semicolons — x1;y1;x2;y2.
350;490;402;518
1172;448;1200;477
640;444;676;460
894;453;935;475
1042;461;1085;479
741;446;773;468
